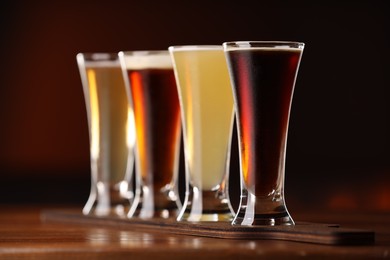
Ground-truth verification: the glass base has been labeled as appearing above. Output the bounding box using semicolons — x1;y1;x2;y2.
128;185;180;219
82;182;132;217
232;189;294;226
232;211;294;226
177;189;234;222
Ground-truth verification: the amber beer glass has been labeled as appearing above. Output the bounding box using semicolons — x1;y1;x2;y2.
77;53;135;217
119;51;181;219
223;41;304;225
169;46;234;222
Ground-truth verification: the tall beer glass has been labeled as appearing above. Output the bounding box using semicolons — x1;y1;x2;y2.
77;53;135;217
169;46;234;222
119;51;181;219
223;41;304;226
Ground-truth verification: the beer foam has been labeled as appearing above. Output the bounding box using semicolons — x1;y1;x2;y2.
224;42;304;52
84;60;121;68
122;52;172;69
168;45;223;52
226;47;302;52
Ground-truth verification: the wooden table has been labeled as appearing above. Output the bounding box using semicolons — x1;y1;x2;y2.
0;205;389;259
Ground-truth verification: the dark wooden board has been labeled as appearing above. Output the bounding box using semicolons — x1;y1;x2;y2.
41;209;375;245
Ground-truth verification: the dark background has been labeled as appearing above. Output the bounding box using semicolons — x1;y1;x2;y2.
0;0;389;214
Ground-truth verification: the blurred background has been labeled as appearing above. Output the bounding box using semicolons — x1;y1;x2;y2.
0;0;389;215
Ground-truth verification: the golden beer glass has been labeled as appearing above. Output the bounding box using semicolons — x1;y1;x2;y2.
77;53;135;217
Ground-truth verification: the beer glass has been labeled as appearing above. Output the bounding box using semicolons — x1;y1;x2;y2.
77;53;136;217
169;46;235;222
223;41;304;226
119;51;182;219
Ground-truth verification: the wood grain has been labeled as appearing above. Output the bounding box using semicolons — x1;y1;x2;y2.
41;209;375;245
1;207;389;259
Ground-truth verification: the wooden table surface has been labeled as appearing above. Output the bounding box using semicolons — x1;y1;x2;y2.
0;205;389;259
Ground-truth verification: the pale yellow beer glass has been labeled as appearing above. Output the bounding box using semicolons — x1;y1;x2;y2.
77;53;135;217
169;46;235;222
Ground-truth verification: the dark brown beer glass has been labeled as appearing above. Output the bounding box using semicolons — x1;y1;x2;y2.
119;51;181;219
223;41;304;225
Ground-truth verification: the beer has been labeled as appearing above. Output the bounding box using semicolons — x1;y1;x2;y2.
225;47;302;197
127;68;180;192
85;63;134;183
170;48;234;190
121;51;181;218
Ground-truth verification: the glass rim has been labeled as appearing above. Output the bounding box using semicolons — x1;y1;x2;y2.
168;45;223;52
119;50;172;69
76;52;120;61
119;50;170;56
223;41;305;50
